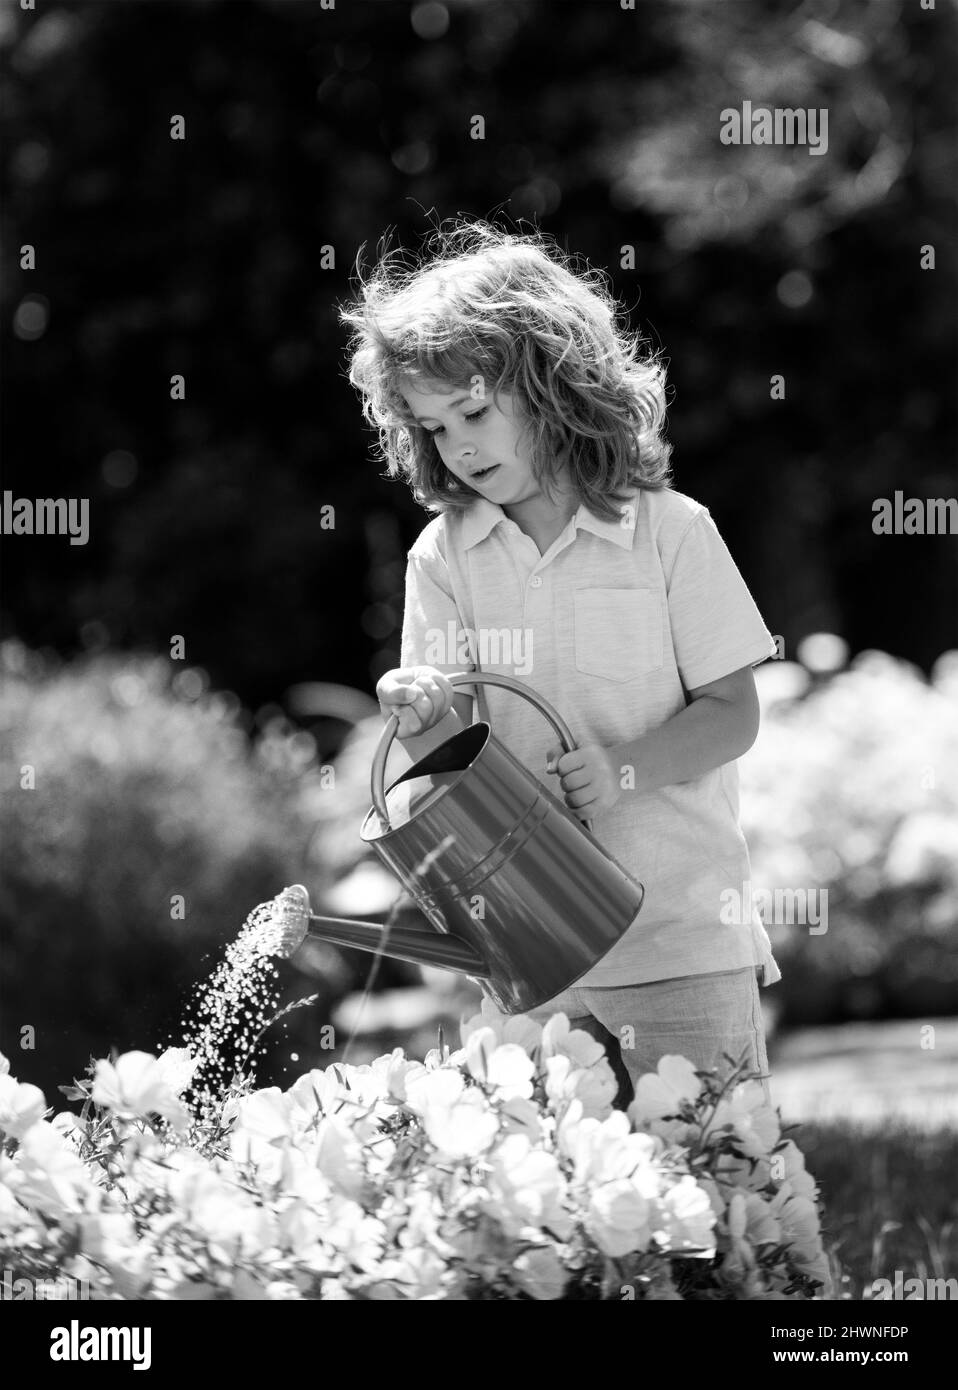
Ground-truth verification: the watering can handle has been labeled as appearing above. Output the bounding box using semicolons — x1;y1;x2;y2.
371;670;590;830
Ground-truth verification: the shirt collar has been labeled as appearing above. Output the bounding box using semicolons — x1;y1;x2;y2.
459;491;640;551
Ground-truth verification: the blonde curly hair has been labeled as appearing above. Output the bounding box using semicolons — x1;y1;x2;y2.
339;220;672;521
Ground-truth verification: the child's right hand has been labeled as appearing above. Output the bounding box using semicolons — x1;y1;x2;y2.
376;666;455;739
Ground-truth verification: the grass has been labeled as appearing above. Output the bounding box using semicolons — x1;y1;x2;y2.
793;1120;958;1299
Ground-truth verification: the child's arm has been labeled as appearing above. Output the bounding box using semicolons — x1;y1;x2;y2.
380;538;477;771
551;505;773;820
547;664;760;818
612;663;760;793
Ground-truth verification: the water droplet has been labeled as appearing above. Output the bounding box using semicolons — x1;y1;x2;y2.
174;896;293;1124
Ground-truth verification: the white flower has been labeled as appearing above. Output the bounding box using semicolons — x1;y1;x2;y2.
461;1027;499;1078
714;1151;773;1193
284;1068;346;1126
464;1032;535;1100
696;1175;726;1220
0;1074;47;1139
104;1247;154;1300
769;1188;821;1254
732;1191;782;1248
403;1067;460;1116
774;1139;818;1200
487;1134;570;1236
170;1167;275;1260
628;1055;703;1126
369;1245;450;1300
514;1245;568;1300
277;1144;332;1210
460;996;544;1052
544;1054;617;1120
368;1048;427;1104
230;1271;304;1300
314;1116;367;1201
498;1094;543;1143
560;1106;660;1188
710;1081;780;1157
91;1051;190;1132
7;1119;95;1217
237;1086;292;1140
747;1192;782;1247
162;1278;220;1301
725;1192;757;1275
276;1200;326;1257
50;1111;85;1151
326;1061;391;1108
0;1177;32;1236
659;1175;717;1254
767;1184;831;1291
404;1069;499;1159
395;1187;450;1256
78;1210;152;1294
0;997;837;1301
540;1012;608;1068
424;1088;499;1159
322;1195;385;1273
587;1180;652;1258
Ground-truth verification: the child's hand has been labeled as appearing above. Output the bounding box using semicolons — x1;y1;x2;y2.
376;666;455;740
545;743;621;821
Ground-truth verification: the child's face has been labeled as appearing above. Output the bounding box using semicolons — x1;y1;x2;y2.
400;378;545;507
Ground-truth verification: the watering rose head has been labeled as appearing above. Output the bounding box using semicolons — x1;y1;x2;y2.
260;884;311;958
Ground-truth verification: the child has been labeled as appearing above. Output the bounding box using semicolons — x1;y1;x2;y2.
340;222;780;1104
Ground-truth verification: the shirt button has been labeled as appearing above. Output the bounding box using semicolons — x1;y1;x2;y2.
530;576;543;588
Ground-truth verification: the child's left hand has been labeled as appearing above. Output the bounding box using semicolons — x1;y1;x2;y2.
545;743;621;822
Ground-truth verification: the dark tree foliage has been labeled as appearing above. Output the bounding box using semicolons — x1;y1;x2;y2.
1;0;955;711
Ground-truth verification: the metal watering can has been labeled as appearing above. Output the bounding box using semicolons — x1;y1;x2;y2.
269;672;644;1014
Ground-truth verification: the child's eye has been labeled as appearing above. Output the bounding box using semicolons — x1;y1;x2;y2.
424;406;488;438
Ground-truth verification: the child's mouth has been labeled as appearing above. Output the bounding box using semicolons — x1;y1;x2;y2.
471;465;500;484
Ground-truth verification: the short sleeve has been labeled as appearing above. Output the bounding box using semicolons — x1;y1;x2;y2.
400;550;478;696
666;510;777;691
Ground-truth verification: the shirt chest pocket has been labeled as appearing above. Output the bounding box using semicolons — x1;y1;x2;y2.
573;587;664;683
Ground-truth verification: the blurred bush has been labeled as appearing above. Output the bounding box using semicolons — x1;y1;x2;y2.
0;641;369;1094
743;647;958;1026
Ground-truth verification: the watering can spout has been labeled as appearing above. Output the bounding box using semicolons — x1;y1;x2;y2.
263;885;491;978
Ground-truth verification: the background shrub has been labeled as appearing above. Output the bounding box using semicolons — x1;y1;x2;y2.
0;641;375;1095
743;649;958;1025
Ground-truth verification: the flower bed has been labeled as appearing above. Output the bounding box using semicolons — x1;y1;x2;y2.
0;1003;831;1301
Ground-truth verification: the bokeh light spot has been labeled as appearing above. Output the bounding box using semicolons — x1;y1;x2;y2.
173;668;209;701
391;140;432;175
411;2;450;40
777;269;814;309
14;295;49;341
11;140;50;184
797;632;849;673
101;450;138;488
713;175;749;211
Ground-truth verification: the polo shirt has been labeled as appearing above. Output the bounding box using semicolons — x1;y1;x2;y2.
399;486;781;989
